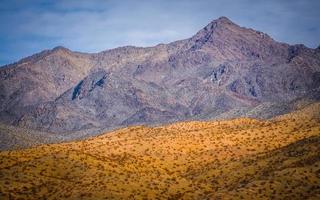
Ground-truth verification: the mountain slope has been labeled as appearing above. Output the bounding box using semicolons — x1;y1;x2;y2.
0;17;319;135
0;103;319;199
0;123;64;151
0;47;95;124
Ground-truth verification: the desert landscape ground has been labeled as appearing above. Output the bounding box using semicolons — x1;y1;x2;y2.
0;102;319;199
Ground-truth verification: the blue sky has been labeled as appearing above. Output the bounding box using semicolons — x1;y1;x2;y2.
0;0;320;66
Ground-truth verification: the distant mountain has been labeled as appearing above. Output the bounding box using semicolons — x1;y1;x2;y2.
0;17;319;135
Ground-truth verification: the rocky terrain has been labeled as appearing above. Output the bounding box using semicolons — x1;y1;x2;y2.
0;17;319;137
0;103;319;199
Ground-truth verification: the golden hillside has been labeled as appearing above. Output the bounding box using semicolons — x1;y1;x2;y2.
0;103;320;199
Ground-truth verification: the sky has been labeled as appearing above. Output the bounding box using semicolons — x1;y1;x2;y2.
0;0;320;66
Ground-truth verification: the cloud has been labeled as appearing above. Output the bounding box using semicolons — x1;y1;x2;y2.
0;0;320;65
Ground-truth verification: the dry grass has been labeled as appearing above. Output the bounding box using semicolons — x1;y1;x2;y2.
0;103;319;199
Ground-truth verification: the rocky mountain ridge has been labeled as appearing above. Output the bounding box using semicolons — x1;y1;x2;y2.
0;17;319;135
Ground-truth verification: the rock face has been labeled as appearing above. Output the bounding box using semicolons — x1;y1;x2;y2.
0;17;320;134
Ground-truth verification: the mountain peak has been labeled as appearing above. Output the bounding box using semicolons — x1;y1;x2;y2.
208;16;237;29
195;16;239;37
52;46;70;52
188;16;290;61
215;16;233;23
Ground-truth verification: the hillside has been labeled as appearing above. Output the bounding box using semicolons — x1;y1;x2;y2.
0;123;103;151
0;103;319;199
0;17;319;137
0;123;63;151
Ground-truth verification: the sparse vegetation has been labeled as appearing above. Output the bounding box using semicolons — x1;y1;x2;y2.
0;103;319;199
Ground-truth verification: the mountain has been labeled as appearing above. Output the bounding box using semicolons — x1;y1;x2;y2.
1;103;319;199
0;17;319;136
0;47;94;123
